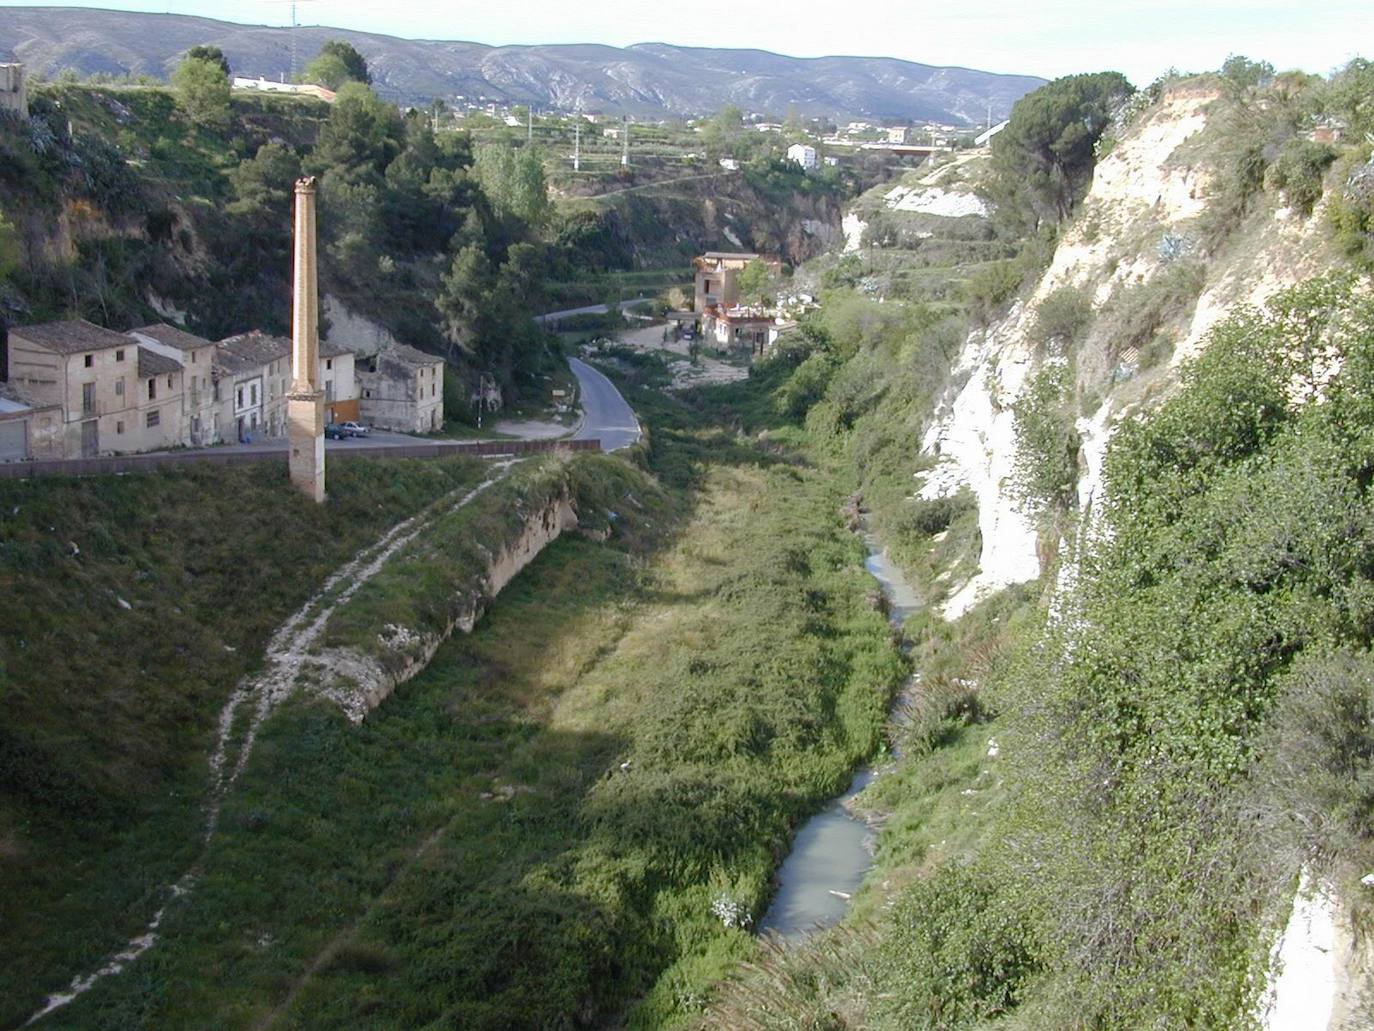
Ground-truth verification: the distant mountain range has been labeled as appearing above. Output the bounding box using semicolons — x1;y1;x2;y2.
0;7;1046;124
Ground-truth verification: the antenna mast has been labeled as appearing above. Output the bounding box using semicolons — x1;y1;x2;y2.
621;115;629;167
573;123;580;172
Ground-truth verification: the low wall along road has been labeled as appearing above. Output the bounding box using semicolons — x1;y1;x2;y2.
0;438;600;479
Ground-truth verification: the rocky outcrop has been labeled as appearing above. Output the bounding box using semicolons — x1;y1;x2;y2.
315;491;580;721
915;82;1340;617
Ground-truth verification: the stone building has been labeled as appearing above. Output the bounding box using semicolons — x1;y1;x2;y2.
0;383;62;461
4;319;184;456
358;344;444;433
128;324;219;446
214;331;291;441
0;64;26;118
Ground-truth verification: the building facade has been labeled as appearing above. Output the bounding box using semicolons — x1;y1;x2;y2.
4;320;184;457
128;324;220;446
0;64;26;118
358;344;444;433
787;143;818;170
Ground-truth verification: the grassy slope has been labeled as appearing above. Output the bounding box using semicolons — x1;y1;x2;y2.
0;455;486;1029
13;376;904;1028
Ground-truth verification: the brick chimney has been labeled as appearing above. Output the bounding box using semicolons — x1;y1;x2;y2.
287;177;325;502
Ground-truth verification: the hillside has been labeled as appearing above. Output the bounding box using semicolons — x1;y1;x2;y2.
688;65;1374;1027
0;7;1046;122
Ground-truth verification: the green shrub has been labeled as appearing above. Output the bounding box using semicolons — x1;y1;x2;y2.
871;863;1041;1029
1030;285;1092;351
1265;137;1337;215
1012;363;1079;514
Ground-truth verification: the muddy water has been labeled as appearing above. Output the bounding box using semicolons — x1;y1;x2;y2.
756;523;920;940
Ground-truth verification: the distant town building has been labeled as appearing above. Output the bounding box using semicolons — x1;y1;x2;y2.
0;63;27;118
702;307;773;355
824;155;840;167
718;157;740;170
231;77;336;103
787;143;818;170
885;126;911;144
693;252;782;314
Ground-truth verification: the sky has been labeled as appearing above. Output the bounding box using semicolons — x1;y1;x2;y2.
2;0;1370;86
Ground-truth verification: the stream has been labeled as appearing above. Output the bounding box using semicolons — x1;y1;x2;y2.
756;520;922;940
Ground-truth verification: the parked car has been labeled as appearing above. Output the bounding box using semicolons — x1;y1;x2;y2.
325;423;349;440
340;421;371;437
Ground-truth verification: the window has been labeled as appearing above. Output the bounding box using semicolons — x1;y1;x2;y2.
326;359;333;370
167;375;173;389
84;354;93;368
146;410;160;428
116;421;124;434
191;351;197;363
115;378;124;397
81;382;96;414
325;380;334;402
250;383;258;406
147;378;157;401
115;349;125;362
236;387;243;408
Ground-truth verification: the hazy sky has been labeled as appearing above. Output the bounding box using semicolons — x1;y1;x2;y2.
4;1;1369;86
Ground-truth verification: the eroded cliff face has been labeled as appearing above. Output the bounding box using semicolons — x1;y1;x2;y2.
916;82;1341;617
315;492;581;722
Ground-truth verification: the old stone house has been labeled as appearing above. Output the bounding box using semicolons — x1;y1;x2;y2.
129;324;219;446
358;344;444;433
702;306;773;355
3;319;185;457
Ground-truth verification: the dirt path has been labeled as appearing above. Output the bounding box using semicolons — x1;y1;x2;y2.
23;462;520;1027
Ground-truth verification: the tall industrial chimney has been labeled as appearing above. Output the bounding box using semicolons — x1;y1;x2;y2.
287;176;325;502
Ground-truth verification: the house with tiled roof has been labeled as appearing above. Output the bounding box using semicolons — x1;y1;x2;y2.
214;331;291;442
3;318;186;456
128;324;219;446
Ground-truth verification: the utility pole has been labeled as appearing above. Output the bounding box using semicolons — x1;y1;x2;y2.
986;102;992;131
527;106;533;144
573;123;581;172
621;115;629;167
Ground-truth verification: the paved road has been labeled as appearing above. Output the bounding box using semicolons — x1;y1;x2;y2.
534;299;656;324
570;357;641;452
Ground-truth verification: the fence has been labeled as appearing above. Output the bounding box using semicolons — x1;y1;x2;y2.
0;437;602;479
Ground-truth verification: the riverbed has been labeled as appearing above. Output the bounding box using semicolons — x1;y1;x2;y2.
756;521;921;940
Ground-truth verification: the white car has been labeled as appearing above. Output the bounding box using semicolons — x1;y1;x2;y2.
340;421;371;437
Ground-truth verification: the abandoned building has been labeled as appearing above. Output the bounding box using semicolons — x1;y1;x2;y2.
692;252;783;313
358;344;444;433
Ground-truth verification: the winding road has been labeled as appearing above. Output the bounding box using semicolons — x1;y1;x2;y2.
570;357;641;452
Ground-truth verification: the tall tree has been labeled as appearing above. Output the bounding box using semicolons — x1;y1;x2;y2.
303;40;371;89
171;52;231;129
989;71;1134;228
185;45;231;77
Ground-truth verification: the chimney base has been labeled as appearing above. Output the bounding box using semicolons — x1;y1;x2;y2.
287;389;325;503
